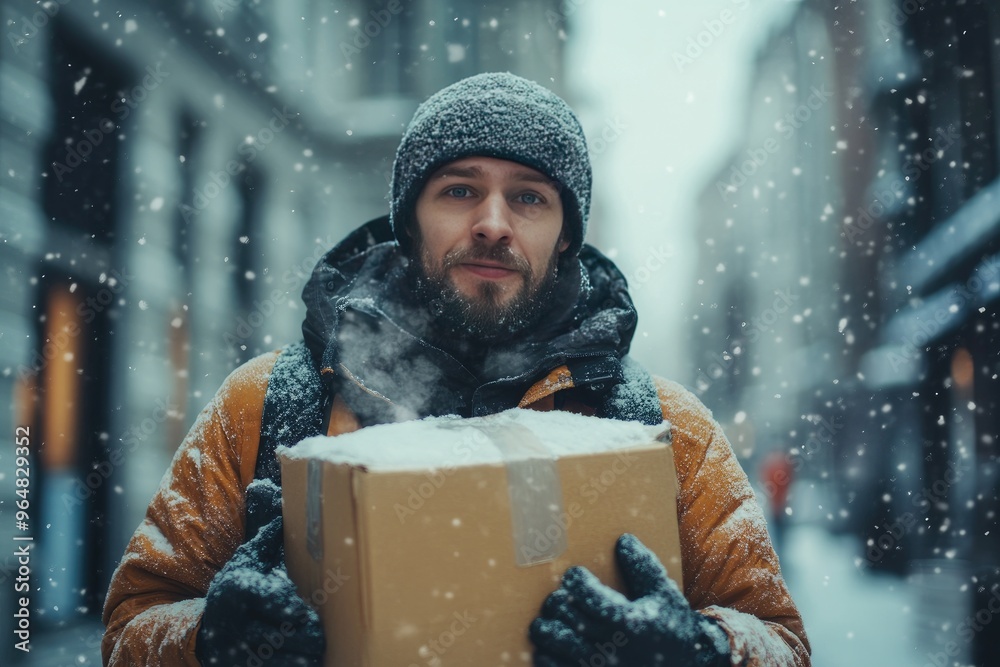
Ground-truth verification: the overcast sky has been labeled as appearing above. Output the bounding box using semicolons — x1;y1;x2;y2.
566;0;800;379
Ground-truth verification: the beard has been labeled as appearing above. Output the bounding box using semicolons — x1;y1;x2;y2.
410;236;562;343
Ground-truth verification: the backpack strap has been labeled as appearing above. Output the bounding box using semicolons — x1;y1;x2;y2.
254;341;326;485
599;355;663;426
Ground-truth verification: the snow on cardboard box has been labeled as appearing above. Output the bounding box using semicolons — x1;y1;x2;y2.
278;408;682;667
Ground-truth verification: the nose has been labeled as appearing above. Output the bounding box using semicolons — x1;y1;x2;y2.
470;193;513;245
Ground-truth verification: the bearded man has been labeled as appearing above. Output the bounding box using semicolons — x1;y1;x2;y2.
102;73;810;667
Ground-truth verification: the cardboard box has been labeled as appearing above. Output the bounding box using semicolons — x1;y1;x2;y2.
280;408;681;667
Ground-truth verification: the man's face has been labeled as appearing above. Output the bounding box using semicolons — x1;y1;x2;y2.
411;156;569;339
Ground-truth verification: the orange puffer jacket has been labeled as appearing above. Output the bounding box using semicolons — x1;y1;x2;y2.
101;349;811;666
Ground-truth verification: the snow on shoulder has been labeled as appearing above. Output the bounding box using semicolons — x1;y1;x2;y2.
279;408;671;471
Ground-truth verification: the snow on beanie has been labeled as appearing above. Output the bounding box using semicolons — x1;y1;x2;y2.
390;72;592;256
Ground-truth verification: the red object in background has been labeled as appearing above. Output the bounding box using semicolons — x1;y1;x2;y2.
761;450;793;511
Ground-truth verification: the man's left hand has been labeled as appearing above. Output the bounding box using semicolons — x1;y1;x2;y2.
196;480;324;667
529;533;732;667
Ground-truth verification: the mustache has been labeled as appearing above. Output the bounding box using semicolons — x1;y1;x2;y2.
441;243;531;275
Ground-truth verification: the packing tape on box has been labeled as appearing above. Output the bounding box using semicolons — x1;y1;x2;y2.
473;421;568;567
307;459;323;561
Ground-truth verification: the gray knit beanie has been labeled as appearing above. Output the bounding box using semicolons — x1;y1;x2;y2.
390;72;592;256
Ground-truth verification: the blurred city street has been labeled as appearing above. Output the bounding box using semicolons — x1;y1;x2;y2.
2;0;999;664
18;619;103;667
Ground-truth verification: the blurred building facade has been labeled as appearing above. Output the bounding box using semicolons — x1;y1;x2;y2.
1;0;570;660
691;0;999;663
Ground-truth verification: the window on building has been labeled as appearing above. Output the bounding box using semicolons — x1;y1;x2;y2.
42;20;127;239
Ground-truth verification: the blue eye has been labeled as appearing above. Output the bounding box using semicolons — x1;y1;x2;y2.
518;193;543;205
447;186;471;198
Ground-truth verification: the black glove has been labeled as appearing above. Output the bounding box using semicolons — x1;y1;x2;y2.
530;533;731;667
196;480;325;667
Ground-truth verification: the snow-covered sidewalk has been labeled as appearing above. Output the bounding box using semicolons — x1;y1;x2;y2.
16;617;103;667
783;523;927;667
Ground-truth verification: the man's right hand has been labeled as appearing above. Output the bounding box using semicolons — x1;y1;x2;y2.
196;481;325;666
